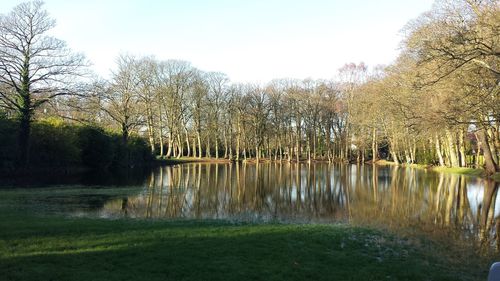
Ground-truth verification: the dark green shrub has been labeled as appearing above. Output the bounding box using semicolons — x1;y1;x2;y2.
78;126;115;169
0;117;152;172
110;135;152;169
29;119;80;167
0;118;18;170
126;136;153;165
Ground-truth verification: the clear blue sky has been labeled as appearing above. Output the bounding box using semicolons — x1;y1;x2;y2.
1;0;434;83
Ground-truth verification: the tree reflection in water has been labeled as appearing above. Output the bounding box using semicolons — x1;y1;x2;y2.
102;162;500;250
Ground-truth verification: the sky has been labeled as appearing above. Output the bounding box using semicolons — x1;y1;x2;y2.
0;0;435;83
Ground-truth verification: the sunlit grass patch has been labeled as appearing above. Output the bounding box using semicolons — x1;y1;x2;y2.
0;213;490;281
431;166;485;177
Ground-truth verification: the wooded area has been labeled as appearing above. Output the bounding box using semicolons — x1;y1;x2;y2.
0;0;498;173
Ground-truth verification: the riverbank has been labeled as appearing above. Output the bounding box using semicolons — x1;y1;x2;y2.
156;156;340;165
0;211;489;281
160;157;500;181
155;157;233;165
375;159;500;181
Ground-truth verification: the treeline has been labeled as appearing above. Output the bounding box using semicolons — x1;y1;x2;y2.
0;0;498;174
347;0;499;174
0;117;152;172
59;60;352;163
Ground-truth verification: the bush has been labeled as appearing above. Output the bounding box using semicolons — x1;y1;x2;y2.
0;118;153;172
126;137;154;166
110;135;153;169
78;127;115;169
30;119;81;167
0;118;18;170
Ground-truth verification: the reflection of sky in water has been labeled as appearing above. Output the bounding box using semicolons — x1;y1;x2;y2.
467;183;483;218
466;177;500;218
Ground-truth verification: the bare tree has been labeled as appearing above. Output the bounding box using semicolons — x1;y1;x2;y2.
103;55;142;144
0;1;86;166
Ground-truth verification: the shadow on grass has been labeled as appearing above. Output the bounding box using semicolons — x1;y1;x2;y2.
0;217;481;281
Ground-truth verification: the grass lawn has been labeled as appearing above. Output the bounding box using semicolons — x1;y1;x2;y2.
431;166;485;177
375;160;500;181
0;211;490;281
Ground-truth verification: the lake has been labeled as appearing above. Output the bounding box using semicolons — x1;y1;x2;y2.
2;162;499;251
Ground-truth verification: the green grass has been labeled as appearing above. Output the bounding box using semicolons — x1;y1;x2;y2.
424;165;500;181
0;186;493;281
0;212;490;281
431;166;485;177
375;160;500;181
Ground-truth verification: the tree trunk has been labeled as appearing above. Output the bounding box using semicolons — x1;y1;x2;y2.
158;128;164;157
279;138;283;161
488;128;499;165
197;131;202;158
176;133;183;158
18;56;32;168
157;103;164;157
476;129;499;175
458;129;466;167
229;136;233;159
121;123;129;145
223;130;228;158
345;128;351;163
206;138;211;158
446;130;459;167
18;106;31;168
390;150;399;165
307;134;311;163
435;135;445;166
312;127;317;160
192;136;197;157
184;126;190;158
410;140;416;164
296;125;300;162
215;134;219;159
172;140;177;158
390;135;399;165
371;128;378;162
146;108;155;154
236;116;241;161
166;132;173;157
326;124;332;162
404;149;411;164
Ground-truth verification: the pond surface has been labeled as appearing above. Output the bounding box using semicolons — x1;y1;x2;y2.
1;163;499;250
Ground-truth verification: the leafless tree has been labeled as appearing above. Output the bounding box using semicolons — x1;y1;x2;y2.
0;1;86;166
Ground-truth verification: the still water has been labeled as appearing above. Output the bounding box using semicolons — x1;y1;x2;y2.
4;163;500;249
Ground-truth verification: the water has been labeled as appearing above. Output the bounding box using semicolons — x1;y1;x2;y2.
1;162;499;250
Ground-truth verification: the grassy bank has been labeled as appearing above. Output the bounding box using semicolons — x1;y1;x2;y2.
375;160;500;181
0;212;489;281
431;166;485;177
156;156;233;165
156;157;341;165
